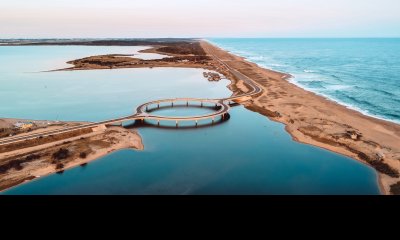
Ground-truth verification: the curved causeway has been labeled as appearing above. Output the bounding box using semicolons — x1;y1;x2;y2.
0;48;263;146
136;98;230;122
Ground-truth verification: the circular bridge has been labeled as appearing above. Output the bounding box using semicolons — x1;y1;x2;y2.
133;98;230;126
0;46;264;145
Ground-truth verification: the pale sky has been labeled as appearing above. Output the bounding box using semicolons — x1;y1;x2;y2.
1;0;399;38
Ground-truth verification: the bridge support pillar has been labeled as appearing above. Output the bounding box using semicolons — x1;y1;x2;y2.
186;101;188;107
157;104;159;109
176;120;179;128
201;102;203;107
195;120;198;127
172;102;174;107
157;120;160;127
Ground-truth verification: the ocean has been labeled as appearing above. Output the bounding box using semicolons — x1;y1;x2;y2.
209;38;400;123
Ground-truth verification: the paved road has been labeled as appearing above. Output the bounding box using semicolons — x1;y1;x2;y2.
0;43;263;146
201;42;263;100
0;116;138;145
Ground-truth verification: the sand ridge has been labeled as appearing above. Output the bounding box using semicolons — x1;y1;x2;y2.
200;40;400;195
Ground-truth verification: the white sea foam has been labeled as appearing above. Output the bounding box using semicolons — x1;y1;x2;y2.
210;39;400;124
249;56;265;61
325;84;353;91
287;76;400;124
269;63;287;68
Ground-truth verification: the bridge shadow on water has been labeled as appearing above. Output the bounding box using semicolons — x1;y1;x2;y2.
228;102;241;107
124;113;231;131
146;104;221;113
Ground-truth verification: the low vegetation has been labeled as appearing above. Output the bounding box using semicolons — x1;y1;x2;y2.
246;105;282;118
0;154;41;174
0;128;12;138
55;163;64;170
156;42;206;56
0;128;92;154
79;152;87;159
52;148;70;160
390;182;400;195
357;152;400;178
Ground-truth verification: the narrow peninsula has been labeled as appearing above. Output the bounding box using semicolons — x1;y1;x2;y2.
0;39;399;195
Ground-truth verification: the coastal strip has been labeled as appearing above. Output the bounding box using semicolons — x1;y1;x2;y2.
199;41;400;195
1;39;399;194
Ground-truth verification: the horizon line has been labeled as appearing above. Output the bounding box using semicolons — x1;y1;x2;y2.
1;37;400;40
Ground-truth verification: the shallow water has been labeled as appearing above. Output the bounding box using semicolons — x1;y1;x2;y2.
130;48;169;60
209;38;400;123
0;45;380;195
0;46;229;121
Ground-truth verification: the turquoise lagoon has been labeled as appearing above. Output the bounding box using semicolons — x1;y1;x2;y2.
0;45;380;195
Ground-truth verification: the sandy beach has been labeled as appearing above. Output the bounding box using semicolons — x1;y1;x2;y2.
1;39;399;194
199;41;400;195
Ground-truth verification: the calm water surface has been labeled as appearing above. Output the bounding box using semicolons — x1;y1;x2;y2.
0;45;380;195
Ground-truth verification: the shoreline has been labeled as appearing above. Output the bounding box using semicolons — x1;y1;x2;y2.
236;56;400;125
205;40;400;125
0;39;218;192
200;40;400;195
1;39;399;194
285;124;384;195
0;125;144;192
287;76;400;125
220;54;385;194
236;56;400;129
